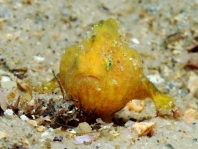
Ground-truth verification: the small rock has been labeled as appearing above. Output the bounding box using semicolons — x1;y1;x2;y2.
76;122;92;134
37;126;45;132
41;131;51;139
4;109;14;119
34;55;45;62
20;115;29;121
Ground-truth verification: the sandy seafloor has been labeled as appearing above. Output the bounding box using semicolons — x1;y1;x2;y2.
0;0;198;148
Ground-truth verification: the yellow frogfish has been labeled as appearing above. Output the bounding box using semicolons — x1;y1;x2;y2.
58;18;175;122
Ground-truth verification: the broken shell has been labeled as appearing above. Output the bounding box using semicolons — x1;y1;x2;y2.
132;122;156;137
75;134;96;145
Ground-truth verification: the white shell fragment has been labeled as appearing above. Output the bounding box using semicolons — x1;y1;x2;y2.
4;109;14;119
20;115;29;121
41;132;51;139
132;122;156;137
1;76;11;82
147;74;165;84
34;55;45;62
131;38;140;44
75;134;96;145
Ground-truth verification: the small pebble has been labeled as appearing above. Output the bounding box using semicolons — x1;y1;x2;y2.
53;136;63;142
41;131;51;139
131;38;140;44
166;143;175;149
37;126;45;132
76;122;92;134
20;115;29;121
34;55;45;62
4;109;14;119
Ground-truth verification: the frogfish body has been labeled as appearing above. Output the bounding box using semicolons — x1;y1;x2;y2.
59;18;174;122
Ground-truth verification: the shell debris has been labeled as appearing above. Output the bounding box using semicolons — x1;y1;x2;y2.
75;134;96;145
132;122;156;137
